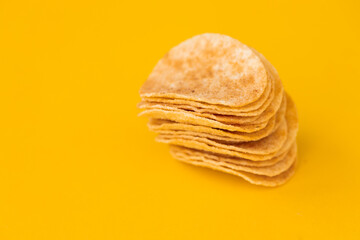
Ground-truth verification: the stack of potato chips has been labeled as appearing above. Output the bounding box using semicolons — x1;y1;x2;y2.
138;34;298;187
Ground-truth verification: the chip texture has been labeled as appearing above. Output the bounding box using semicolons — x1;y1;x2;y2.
140;34;269;107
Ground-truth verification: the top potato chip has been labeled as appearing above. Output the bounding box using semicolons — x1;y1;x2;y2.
140;33;269;107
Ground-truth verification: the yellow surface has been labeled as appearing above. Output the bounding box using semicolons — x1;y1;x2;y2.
1;0;360;239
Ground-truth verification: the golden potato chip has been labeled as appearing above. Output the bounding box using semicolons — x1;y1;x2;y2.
139;91;283;126
140;33;270;107
140;65;274;116
149;116;275;142
155;95;298;161
176;156;296;187
140;38;281;116
139;72;283;125
139;108;270;133
170;143;297;177
147;95;286;142
141;74;272;116
156;115;287;155
169;144;291;167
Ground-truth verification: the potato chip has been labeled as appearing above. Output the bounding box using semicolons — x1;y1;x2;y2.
155;96;298;161
140;66;274;117
156;116;287;155
140;34;270;107
169;144;291;167
176;156;296;187
170;143;297;177
147;94;287;142
141;73;272;116
139;108;270;133
149;116;275;143
140;38;281;116
138;89;283;125
138;57;283;124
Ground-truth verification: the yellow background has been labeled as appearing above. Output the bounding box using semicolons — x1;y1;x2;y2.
1;0;360;239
